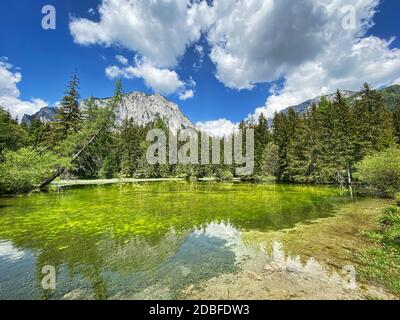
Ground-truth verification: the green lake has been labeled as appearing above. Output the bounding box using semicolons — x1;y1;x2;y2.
0;182;379;300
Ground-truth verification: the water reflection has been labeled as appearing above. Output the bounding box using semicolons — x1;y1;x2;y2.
0;241;25;262
0;182;355;300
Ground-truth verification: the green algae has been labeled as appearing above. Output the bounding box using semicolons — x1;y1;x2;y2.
0;182;355;299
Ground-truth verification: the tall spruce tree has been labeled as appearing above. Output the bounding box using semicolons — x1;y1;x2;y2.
55;72;82;141
273;108;298;181
353;83;395;160
329;91;356;184
393;108;400;144
254;114;270;175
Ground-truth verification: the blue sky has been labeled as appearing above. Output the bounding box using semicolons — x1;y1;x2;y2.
1;0;400;135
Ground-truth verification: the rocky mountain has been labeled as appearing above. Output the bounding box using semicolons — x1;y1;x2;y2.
347;84;400;112
280;90;357;116
90;92;195;132
21;106;58;125
279;85;400;116
21;92;195;132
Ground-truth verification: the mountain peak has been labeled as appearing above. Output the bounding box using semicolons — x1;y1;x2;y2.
280;90;358;116
22;92;194;132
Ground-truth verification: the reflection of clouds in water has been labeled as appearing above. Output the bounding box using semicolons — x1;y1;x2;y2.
0;241;25;262
192;222;250;264
264;241;357;290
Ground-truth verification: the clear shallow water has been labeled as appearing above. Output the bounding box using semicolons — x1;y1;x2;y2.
0;182;354;300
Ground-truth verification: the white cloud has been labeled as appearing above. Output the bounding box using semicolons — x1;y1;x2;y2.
0;59;48;120
201;0;400;118
70;0;400;121
115;54;128;65
193;44;205;70
255;34;400;119
204;0;334;89
196;119;239;138
106;59;184;95
0;58;21;97
179;89;194;100
70;0;208;68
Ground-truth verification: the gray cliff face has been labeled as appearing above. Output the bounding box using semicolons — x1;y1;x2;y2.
21;107;58;125
22;92;195;131
89;92;195;132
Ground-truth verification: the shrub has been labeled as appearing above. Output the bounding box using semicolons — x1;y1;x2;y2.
396;193;400;207
378;206;400;229
355;147;400;197
0;147;68;194
382;224;400;246
218;169;234;181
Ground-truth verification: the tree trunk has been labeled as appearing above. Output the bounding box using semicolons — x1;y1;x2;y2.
347;161;352;186
39;132;99;189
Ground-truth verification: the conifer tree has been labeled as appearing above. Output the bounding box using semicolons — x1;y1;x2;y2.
393;108;400;144
0;108;29;153
254;114;270;175
273;108;298;181
353;83;395;160
55;71;82;141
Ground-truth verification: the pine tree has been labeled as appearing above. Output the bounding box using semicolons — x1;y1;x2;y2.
353;83;395;160
55;72;82;141
253;114;270;175
393;108;400;144
273;108;298;181
332;91;356;184
0;108;29;153
27;118;52;148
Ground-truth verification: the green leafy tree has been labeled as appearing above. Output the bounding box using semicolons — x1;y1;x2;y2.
355;147;400;197
0;147;69;194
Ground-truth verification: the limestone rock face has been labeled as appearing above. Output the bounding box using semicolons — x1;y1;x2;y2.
21;92;195;132
91;92;195;132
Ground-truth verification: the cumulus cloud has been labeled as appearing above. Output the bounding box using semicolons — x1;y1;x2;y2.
179;89;194;101
70;0;400;124
196;119;239;138
204;0;400;118
70;0;208;68
0;58;48;120
115;54;128;65
106;59;185;95
255;36;400;119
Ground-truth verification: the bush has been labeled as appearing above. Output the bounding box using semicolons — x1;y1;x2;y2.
382;224;400;245
355;147;400;197
396;193;400;207
0;147;68;194
218;169;234;181
378;206;400;229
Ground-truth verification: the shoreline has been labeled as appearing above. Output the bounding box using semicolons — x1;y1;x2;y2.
49;177;247;188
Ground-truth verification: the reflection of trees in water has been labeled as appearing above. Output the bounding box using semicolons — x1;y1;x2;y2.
14;228;191;299
110;231;239;299
0;182;353;299
101;228;191;273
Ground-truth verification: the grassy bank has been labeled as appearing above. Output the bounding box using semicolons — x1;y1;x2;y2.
356;203;400;294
